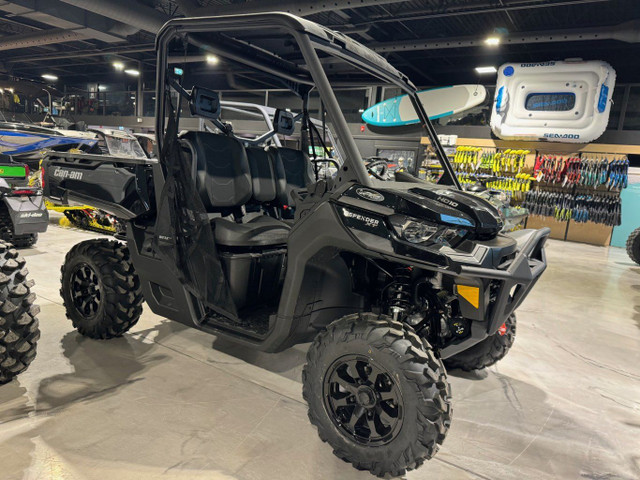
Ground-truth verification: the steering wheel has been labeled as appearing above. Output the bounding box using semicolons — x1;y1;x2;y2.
364;157;389;180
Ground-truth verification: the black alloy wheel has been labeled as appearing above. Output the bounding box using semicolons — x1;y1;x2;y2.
323;354;403;445
69;263;102;319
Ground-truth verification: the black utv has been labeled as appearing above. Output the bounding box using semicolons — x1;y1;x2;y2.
42;13;549;477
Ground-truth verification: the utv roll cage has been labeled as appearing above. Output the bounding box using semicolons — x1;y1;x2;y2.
154;12;460;193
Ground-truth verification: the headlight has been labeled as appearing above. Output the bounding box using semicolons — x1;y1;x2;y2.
402;220;438;243
389;215;467;247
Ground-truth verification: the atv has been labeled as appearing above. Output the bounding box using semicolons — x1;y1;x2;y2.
42;13;549;477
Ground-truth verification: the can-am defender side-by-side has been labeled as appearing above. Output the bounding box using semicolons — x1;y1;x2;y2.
43;13;549;477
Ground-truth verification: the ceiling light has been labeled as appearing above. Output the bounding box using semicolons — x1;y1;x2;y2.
124;69;140;76
206;55;219;65
475;66;497;74
484;36;501;46
42;74;58;81
113;61;124;70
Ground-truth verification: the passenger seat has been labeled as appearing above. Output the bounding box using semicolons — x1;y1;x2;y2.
274;147;316;206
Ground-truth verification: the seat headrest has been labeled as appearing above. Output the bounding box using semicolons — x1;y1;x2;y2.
180;131;251;210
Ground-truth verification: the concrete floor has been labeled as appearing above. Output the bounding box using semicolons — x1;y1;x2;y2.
1;220;639;480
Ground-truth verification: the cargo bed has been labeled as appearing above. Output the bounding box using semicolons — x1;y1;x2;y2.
42;151;156;219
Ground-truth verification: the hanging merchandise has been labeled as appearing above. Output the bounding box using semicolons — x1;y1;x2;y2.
523;190;621;227
452;146;482;173
533;153;628;189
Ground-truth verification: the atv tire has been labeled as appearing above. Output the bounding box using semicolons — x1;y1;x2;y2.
0;241;40;384
60;239;143;339
626;227;640;265
303;313;452;478
444;314;516;371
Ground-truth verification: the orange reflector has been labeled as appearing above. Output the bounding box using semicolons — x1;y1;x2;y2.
457;285;480;309
498;323;507;336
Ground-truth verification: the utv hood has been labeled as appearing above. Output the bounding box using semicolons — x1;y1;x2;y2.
344;182;503;239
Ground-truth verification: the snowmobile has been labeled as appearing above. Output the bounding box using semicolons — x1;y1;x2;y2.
0;157;48;247
42;13;549;477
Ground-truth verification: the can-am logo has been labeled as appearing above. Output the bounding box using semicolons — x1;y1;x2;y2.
342;208;380;228
436;196;459;208
19;212;44;218
356;188;384;202
53;168;83;180
543;133;580;139
520;62;556;67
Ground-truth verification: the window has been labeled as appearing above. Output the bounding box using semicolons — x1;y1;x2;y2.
607;86;625;129
623;87;640;130
524;92;576;111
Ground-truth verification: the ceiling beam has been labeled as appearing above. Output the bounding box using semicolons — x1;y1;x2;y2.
330;0;611;27
191;0;410;17
0;0;137;42
57;0;169;33
5;43;154;62
370;20;640;52
0;27;89;50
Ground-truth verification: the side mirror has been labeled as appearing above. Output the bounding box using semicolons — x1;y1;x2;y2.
189;87;221;120
274;109;295;136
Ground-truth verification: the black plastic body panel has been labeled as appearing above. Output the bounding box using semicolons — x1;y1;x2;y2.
42;152;155;219
3;195;48;235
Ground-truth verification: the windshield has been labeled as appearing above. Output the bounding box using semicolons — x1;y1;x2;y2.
104;134;147;158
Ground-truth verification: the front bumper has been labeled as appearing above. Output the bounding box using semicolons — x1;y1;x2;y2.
442;227;549;358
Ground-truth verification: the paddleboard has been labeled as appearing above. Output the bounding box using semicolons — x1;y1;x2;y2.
362;84;487;127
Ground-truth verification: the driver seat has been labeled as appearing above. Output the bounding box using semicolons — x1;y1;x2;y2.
179;131;289;247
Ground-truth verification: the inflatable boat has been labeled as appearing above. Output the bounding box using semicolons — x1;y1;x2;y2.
490;60;616;143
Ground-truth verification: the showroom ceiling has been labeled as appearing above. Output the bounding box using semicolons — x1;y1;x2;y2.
0;0;639;87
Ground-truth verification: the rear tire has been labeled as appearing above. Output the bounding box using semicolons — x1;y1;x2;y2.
0;241;39;384
60;239;143;339
444;314;516;371
626;227;640;265
303;313;452;478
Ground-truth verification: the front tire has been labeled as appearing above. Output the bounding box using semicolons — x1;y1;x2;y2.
626;227;640;265
444;314;516;371
303;313;452;478
0;241;40;384
60;239;143;339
